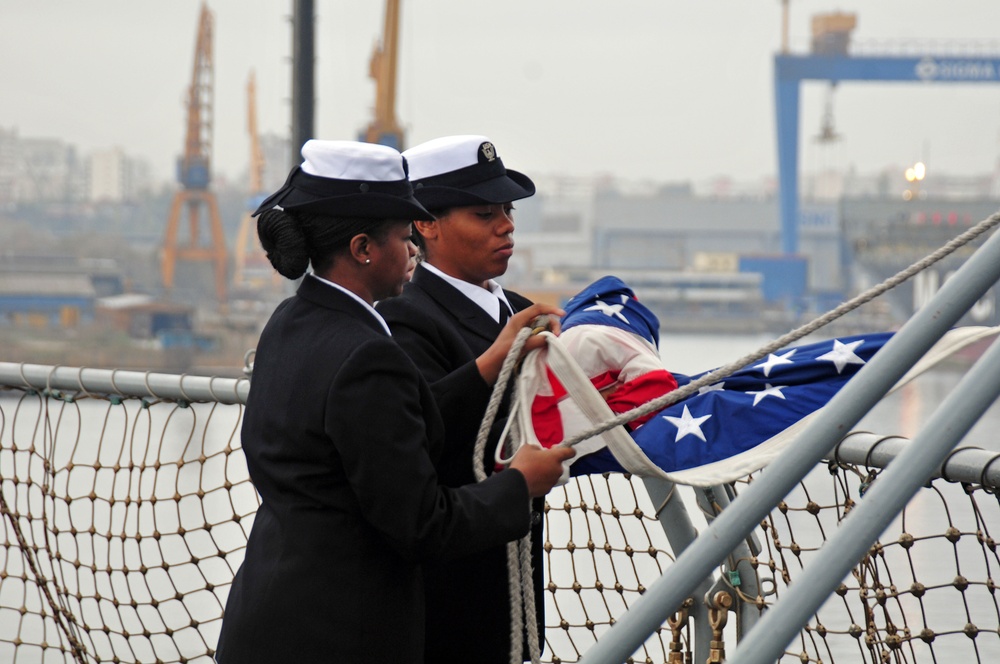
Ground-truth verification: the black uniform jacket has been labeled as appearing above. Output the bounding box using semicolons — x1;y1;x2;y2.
376;263;545;663
216;275;532;663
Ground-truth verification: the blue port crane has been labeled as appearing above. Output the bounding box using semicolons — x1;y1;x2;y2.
774;12;1000;260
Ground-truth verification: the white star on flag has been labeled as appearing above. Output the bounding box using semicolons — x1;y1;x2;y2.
583;298;630;324
816;339;867;374
662;405;712;443
747;383;786;406
533;321;1000;488
755;349;797;377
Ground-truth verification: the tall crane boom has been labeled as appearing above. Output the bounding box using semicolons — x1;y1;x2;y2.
161;2;227;304
246;71;265;196
360;0;404;150
180;3;214;189
233;70;280;292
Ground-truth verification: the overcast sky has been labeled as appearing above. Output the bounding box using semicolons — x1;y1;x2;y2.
3;1;1000;188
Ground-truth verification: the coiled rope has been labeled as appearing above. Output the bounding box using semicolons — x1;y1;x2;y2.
472;209;1000;664
473;323;539;664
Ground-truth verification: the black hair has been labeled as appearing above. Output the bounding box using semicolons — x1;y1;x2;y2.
409;208;449;253
257;208;396;279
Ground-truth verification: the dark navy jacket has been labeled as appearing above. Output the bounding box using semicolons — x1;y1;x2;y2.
216;275;531;663
377;264;545;663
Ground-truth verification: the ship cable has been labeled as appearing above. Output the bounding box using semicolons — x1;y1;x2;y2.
473;210;1000;664
0;484;89;662
556;209;1000;451
473;320;543;664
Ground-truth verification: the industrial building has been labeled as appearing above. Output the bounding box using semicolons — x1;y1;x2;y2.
0;272;96;329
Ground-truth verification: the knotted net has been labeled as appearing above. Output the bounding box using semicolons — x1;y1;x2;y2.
3;376;1000;663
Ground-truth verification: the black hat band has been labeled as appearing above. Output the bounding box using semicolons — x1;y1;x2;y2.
412;158;507;190
290;168;415;198
253;166;422;217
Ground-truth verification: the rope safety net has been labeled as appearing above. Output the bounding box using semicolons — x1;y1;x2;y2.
0;390;258;663
3;384;1000;663
2;211;1000;663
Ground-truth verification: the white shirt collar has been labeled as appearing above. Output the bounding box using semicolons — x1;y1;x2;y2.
421;262;513;323
311;274;392;336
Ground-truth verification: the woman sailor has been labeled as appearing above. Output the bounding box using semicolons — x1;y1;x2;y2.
215;139;572;663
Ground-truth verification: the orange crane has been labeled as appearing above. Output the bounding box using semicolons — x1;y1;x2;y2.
360;0;405;150
161;2;228;303
232;70;280;291
246;71;266;197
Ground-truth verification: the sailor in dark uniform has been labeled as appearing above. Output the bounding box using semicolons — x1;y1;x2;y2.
215;139;572;664
375;135;548;663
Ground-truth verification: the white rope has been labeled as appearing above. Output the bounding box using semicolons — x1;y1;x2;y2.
518;534;542;662
556;210;1000;451
473;325;534;484
505;539;525;664
472;324;541;664
470;209;1000;664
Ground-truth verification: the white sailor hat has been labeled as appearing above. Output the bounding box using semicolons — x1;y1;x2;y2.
253;140;434;220
402;135;536;210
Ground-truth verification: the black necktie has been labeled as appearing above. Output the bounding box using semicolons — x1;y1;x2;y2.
498;304;510;327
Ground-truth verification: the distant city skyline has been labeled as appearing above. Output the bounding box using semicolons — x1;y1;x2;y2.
3;1;1000;190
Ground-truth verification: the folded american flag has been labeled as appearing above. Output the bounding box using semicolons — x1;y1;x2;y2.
575;332;894;483
514;277;1000;487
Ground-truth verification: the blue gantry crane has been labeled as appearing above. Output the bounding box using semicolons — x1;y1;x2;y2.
773;12;1000;281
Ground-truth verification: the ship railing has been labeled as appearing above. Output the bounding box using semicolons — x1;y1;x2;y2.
4;370;1000;662
579;203;1000;663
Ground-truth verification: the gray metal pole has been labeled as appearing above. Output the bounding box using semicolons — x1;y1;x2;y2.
0;362;249;405
641;478;716;663
291;0;315;162
832;431;1000;489
578;225;1000;664
729;314;1000;664
694;486;762;638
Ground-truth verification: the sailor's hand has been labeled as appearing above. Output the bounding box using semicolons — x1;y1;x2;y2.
477;303;564;385
512;306;563;354
509;444;576;497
